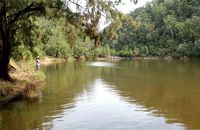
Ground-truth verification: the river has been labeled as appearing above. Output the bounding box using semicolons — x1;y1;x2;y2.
0;60;200;130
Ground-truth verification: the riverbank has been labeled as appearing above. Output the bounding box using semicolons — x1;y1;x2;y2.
0;55;194;106
40;56;68;65
41;56;190;64
0;59;45;106
96;56;166;61
105;56;194;61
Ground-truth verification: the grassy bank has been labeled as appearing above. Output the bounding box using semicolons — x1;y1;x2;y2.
0;59;45;106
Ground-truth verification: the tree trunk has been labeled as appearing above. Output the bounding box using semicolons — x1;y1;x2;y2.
0;58;12;81
0;48;12;81
0;22;13;81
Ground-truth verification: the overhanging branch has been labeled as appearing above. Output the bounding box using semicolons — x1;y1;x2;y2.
8;2;44;30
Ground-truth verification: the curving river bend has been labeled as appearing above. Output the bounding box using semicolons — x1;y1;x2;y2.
1;60;200;130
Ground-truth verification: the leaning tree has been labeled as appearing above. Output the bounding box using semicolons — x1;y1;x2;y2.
0;0;138;81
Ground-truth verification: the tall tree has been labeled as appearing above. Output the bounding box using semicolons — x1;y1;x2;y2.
0;0;44;81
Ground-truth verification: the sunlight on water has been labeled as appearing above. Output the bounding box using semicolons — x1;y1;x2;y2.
87;62;115;67
49;79;184;130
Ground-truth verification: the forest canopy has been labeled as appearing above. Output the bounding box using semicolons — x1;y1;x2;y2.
104;0;200;58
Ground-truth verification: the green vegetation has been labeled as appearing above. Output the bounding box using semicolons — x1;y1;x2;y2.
0;59;45;105
104;0;200;58
0;0;143;104
0;0;139;81
2;0;200;81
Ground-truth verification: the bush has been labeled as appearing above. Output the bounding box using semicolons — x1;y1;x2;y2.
172;52;182;59
25;50;33;60
117;50;132;57
139;46;149;56
43;41;72;58
32;47;43;57
111;49;116;56
12;45;33;61
73;47;85;59
133;47;140;56
85;50;96;60
193;40;200;57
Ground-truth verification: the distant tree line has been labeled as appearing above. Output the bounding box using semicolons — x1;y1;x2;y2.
104;0;200;58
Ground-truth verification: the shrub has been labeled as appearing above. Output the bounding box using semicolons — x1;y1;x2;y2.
32;47;43;57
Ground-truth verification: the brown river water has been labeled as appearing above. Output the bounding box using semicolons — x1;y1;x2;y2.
0;60;200;130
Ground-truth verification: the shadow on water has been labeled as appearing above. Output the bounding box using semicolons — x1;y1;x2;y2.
0;62;99;130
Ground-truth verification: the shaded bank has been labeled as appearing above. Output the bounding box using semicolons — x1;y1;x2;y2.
0;60;45;106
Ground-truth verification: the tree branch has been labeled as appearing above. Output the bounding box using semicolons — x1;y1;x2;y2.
6;1;44;44
8;2;44;29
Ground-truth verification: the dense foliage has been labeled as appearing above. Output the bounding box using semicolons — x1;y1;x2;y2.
0;0;138;80
12;16;96;60
105;0;200;58
0;0;138;61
